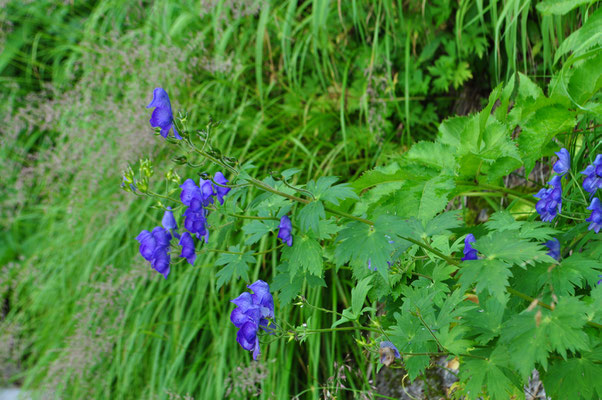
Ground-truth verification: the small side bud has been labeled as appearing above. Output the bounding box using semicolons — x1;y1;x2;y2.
140;158;154;178
172;156;188;165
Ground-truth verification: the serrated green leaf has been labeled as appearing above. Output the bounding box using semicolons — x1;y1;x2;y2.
464;297;507;344
458;259;512;303
539;254;602;296
271;263;303;305
425;210;463;236
543;348;602;400
272;262;327;304
316;218;342;240
437;325;472;354
473;231;554;266
334;218;395;282
485;211;524;232
351;163;431;193
215;246;256;289
500;297;590;379
282;234;323;277
388;311;438;380
406;141;458;172
242;219;278;245
518;222;559;241
378;173;456;223
297;201;325;236
307;176;358;205
458;346;524;400
438;115;469;149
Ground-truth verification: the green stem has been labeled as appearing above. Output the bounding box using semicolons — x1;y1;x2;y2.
147;191;181;204
459;191;534;206
457;181;537;204
414;308;445;352
300;327;380;333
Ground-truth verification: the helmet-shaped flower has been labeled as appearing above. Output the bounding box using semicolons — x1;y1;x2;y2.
147;88;182;140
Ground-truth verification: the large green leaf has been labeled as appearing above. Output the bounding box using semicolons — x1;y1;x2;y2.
500;297;591;379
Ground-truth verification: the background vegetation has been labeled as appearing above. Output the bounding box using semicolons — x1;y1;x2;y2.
0;0;600;398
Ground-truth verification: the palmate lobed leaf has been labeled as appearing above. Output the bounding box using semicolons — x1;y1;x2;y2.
542;345;602;400
334;216;407;283
473;231;555;266
500;297;591;379
215;245;256;289
242;219;278;245
458;259;513;303
297;201;325;236
307;176;358;206
538;254;602;296
271;262;327;305
458;346;524;400
282;234;323;278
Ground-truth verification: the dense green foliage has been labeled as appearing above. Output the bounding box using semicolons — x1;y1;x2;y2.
1;0;601;399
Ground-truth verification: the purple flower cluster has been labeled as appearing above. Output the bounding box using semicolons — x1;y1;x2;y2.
136;209;178;279
230;280;275;360
147;88;182;140
533;148;572;222
580;154;602;197
534;175;563;222
277;215;293;247
180;173;231;243
136;171;231;278
462;234;478;261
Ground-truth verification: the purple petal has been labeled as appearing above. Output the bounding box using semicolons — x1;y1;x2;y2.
147;88;171;109
162;207;178;231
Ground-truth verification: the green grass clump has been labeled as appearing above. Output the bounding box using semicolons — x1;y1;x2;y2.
0;0;598;398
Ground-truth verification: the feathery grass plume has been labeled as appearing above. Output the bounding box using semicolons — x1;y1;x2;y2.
38;264;150;397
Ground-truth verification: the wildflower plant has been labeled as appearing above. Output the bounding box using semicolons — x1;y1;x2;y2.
125;28;602;400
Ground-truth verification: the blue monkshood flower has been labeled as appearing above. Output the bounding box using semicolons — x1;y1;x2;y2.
180;179;202;206
544;238;560;261
586;197;602;234
179;231;196;265
553;148;570;176
161;207;180;239
379;341;401;366
184;207;209;243
534;175;563;222
213;172;231;205
147;88;182;140
462;234;478;261
230;280;275;360
277;215;293;247
136;226;172;279
597;275;602;285
581;154;602;197
180;178;214;209
248;280;275;320
199;178;216;206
